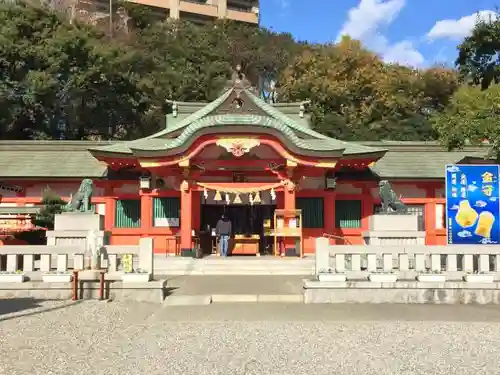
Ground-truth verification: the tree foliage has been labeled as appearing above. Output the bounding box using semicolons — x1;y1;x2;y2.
434;12;500;158
456;11;500;90
0;2;157;140
433;84;500;160
0;2;460;143
33;187;66;230
279;37;458;140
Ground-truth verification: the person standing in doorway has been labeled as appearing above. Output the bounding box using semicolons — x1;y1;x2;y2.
216;214;232;257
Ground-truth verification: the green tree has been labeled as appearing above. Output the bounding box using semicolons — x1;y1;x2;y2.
0;4;302;140
433;84;500;160
0;2;159;140
456;11;500;90
132;19;301;103
279;37;457;141
33;188;67;230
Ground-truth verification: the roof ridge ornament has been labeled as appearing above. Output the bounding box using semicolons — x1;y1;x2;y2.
223;64;256;94
172;102;178;118
299;100;311;117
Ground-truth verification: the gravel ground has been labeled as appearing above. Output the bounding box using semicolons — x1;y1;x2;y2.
1;300;500;375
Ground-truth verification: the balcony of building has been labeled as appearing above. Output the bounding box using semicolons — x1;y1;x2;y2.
127;0;172;10
113;0;258;24
179;0;218;17
227;0;259;24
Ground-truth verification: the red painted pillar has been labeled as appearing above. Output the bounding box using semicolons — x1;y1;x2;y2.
191;191;201;231
425;187;437;245
283;184;296;255
361;186;372;232
284;188;296;211
140;194;153;234
180;181;193;252
104;184;115;239
324;191;336;244
104;198;115;232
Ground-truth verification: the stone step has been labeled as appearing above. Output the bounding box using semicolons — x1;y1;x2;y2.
154;262;314;267
162;294;304;305
157;270;313;276
154;263;315;268
155;267;314;274
153;256;315;275
163;295;212;306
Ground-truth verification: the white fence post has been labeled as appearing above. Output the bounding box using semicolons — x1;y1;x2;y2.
351;254;361;271
57;254;68;273
107;254;118;273
139;237;154;276
479;254;490;273
23;254;34;272
430;254;441;272
315;237;330;275
335;254;346;273
462;255;474;273
415;254;426;272
6;255;18;272
40;254;51;272
367;254;377;271
399;254;409;271
446;254;457;272
74;254;84;270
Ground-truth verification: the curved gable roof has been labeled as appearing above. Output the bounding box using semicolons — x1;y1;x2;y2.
90;88;386;159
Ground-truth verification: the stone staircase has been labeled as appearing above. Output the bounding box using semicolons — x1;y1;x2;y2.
154;255;315;275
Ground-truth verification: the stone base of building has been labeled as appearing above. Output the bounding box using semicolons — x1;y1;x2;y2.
0;279;167;303
303;280;500;304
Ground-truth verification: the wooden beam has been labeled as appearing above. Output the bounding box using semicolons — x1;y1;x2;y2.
191;159;285;169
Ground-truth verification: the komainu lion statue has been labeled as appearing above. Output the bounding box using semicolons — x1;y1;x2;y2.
65;179;93;213
378;180;408;214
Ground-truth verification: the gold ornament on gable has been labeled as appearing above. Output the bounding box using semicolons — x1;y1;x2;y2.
216;138;260;157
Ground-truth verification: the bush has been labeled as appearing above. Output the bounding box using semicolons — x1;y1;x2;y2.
33;187;66;230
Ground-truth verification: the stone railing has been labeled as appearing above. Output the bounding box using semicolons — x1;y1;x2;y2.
315;237;500;280
0;238;153;276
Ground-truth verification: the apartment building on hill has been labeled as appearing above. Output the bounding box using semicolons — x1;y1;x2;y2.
128;0;259;24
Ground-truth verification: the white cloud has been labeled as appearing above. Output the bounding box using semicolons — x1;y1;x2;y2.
336;0;404;42
274;0;289;10
383;41;424;66
427;10;497;41
336;0;424;67
279;0;289;9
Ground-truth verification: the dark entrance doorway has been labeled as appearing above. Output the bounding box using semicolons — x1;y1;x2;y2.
200;204;276;255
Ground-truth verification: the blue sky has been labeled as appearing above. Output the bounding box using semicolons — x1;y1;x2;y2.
260;0;498;67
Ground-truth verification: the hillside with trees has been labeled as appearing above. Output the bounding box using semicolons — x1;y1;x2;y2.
433;11;500;160
0;1;474;143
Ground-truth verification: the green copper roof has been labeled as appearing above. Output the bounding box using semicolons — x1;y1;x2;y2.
91;87;386;157
92;115;386;157
0;141;108;178
0;140;490;179
151;89;234;138
363;141;490;179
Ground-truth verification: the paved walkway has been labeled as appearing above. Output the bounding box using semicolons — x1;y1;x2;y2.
2;301;500;374
160;275;307;296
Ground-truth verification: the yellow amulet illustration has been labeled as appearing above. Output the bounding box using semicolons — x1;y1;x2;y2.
475;211;495;238
455;200;478;228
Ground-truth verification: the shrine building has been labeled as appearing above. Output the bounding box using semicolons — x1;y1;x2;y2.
0;69;492;254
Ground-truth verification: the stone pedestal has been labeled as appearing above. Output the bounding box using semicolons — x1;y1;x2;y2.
54;213;103;232
46;213;106;269
47;213;104;246
363;214;426;245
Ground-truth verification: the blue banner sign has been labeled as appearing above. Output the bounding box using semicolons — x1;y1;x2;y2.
446;164;500;244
